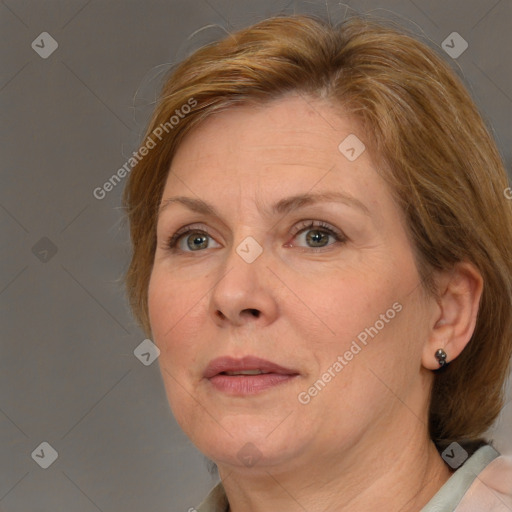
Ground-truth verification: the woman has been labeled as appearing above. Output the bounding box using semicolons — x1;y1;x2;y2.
122;13;512;511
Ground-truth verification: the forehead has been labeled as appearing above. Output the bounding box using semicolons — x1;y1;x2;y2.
158;94;405;238
167;94;373;183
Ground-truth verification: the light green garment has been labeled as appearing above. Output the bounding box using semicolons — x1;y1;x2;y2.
196;445;508;512
420;445;500;511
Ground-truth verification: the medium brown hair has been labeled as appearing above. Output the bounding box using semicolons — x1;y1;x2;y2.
122;14;512;445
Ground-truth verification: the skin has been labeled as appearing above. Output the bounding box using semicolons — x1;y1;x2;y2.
148;92;483;511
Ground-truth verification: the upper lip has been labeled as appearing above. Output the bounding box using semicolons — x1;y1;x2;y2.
204;356;299;378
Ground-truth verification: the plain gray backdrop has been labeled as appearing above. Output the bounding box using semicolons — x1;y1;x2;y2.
1;0;511;511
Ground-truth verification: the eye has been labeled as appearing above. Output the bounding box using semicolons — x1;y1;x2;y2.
164;220;346;254
166;226;221;252
288;220;347;250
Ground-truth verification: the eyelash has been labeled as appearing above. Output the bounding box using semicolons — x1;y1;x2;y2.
164;220;347;253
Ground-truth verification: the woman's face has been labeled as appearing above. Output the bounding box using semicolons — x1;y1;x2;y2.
148;93;435;472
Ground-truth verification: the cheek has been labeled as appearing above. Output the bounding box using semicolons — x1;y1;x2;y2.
300;300;418;433
148;270;192;353
147;270;173;343
147;270;205;423
148;267;213;373
298;267;419;399
302;271;397;346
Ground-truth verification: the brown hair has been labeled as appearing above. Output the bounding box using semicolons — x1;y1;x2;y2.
122;14;512;445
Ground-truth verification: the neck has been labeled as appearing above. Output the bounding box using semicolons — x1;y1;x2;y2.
218;426;452;512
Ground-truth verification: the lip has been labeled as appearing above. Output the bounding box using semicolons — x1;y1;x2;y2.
204;356;300;395
204;356;298;378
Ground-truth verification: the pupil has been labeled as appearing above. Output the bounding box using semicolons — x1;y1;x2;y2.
307;230;327;247
188;234;208;250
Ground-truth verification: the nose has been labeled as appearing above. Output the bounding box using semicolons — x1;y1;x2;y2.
209;238;279;328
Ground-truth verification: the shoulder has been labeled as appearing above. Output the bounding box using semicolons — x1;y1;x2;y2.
422;444;512;511
456;448;512;511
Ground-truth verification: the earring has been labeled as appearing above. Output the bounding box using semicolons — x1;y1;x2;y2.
435;348;448;368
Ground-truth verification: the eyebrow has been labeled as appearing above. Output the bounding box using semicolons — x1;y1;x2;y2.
158;191;371;219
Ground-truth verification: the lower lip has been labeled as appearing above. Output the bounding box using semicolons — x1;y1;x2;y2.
207;373;298;394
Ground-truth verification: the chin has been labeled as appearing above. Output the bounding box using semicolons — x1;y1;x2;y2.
189;418;310;471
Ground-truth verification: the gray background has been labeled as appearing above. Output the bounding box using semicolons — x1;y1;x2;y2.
1;0;511;511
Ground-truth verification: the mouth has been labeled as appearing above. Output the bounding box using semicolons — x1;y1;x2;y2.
221;369;273;376
204;356;300;395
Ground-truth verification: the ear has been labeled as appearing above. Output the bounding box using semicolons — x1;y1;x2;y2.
422;261;483;370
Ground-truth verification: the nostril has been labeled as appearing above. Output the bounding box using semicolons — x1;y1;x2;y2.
215;309;260;321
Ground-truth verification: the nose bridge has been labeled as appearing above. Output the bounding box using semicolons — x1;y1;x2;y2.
234;232;265;265
220;231;266;291
223;197;267;267
209;228;277;326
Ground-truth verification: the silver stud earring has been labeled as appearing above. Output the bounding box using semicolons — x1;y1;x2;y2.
435;348;448;368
